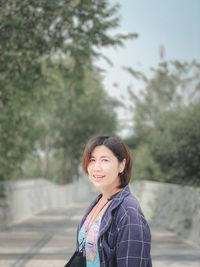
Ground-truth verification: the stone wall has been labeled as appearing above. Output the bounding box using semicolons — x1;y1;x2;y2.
0;178;91;231
130;180;200;246
0;178;199;246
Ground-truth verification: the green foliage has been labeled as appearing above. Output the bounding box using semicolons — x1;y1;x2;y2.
126;59;200;186
0;91;40;180
0;0;137;181
49;63;118;184
126;60;200;136
131;144;163;182
22;59;118;184
149;104;200;185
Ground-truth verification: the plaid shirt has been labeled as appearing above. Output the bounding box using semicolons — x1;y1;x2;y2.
78;185;152;267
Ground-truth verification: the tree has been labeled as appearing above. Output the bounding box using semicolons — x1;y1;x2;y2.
25;59;118;184
149;104;200;185
0;0;137;180
125;59;200;185
125;60;200;138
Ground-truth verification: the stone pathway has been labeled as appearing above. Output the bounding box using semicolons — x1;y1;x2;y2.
0;202;199;267
151;227;200;267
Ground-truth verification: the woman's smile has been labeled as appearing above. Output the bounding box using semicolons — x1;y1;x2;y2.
87;145;124;191
93;174;105;181
93;175;105;178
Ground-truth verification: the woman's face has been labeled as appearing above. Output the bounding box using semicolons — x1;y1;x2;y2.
87;145;125;191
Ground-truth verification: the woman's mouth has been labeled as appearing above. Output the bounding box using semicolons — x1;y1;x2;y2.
93;175;105;180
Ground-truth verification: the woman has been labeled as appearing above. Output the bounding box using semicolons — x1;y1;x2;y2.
77;135;152;267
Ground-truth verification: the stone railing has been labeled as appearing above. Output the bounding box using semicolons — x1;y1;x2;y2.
130;180;200;246
0;178;199;246
0;178;91;231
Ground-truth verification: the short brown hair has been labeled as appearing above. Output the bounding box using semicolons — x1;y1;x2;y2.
82;135;133;188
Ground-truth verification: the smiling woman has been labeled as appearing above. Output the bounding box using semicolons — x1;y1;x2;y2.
87;145;126;196
65;135;152;267
82;135;132;189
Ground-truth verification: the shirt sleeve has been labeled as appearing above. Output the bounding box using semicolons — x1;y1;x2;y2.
116;204;152;267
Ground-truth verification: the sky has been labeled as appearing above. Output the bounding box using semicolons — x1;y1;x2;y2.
96;0;200;134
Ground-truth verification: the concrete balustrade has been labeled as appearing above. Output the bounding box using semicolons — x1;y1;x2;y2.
130;180;200;246
0;178;91;231
0;178;200;246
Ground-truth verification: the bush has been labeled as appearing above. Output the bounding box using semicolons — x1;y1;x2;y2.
149;104;200;186
131;144;163;182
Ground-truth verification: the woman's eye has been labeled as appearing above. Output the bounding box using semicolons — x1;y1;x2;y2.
90;158;95;162
103;159;108;162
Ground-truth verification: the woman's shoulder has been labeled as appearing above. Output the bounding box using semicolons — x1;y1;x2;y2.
114;193;146;224
121;192;141;211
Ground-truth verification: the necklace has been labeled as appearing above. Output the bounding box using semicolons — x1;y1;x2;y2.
86;188;121;237
86;197;108;237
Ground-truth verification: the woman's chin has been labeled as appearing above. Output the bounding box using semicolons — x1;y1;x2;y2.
92;180;105;187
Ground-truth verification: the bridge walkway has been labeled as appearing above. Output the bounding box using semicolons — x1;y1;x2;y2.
0;201;200;267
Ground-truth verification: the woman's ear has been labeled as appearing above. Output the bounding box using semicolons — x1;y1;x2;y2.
119;158;126;173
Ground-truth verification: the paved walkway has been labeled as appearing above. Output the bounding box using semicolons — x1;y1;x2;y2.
0;202;200;267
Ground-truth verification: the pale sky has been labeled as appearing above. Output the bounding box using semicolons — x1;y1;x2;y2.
95;0;200;134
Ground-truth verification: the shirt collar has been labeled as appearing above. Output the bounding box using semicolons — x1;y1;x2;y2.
79;185;131;231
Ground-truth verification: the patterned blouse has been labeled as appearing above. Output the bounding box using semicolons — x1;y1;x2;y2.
78;217;102;267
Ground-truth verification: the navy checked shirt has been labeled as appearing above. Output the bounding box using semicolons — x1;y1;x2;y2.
77;185;152;267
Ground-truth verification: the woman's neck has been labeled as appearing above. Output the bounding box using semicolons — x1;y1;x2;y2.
101;187;122;201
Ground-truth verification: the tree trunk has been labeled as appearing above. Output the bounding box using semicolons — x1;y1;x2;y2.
44;135;50;179
60;151;67;185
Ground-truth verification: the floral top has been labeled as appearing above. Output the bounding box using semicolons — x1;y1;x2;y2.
77;185;152;267
78;217;101;267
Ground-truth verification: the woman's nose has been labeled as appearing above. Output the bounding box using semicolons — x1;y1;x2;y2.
93;161;101;170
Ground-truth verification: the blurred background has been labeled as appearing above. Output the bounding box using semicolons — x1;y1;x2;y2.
1;0;199;187
0;0;200;265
